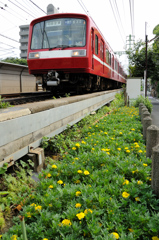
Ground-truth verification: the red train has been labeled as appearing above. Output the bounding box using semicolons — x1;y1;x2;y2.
27;13;126;93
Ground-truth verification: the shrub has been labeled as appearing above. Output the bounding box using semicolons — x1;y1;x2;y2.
133;95;152;113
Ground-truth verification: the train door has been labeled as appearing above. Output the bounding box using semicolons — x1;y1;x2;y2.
112;55;114;78
91;28;94;70
100;39;104;73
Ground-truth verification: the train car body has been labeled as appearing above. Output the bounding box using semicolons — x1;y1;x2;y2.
27;13;126;93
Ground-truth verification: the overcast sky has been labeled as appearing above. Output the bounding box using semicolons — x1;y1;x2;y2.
0;0;159;68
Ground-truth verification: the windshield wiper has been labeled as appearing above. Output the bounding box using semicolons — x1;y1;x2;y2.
43;29;50;49
49;44;78;51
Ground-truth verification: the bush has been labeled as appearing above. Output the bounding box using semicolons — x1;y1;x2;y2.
133;95;152;113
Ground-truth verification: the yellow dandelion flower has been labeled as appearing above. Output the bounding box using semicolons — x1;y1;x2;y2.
48;185;54;189
75;203;81;208
92;148;95;150
76;191;81;196
11;235;18;240
137;180;143;185
84;209;93;214
77;170;83;174
81;141;86;144
126;150;130;153
76;212;85;220
84;170;90;175
35;205;42;211
57;180;63;184
123;179;129;185
74;157;79;160
138;150;143;153
61;219;72;226
72;147;76;150
143;163;148;167
75;143;80;147
47;173;51;178
152;237;159;240
43;238;49;240
135;197;140;201
75;180;80;184
122;191;130;198
128;228;133;232
117;148;121;151
110;232;119;239
30;203;37;207
119;132;122;134
27;212;31;218
52;164;57;168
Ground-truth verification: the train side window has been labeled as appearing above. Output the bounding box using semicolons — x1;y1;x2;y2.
115;60;118;71
106;49;109;63
95;35;98;55
109;53;111;66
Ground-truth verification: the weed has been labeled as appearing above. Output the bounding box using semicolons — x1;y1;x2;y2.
0;96;11;109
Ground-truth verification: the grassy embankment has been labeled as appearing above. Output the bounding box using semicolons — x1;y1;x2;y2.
1;94;159;240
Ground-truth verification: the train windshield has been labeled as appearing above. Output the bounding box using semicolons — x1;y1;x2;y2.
31;18;86;50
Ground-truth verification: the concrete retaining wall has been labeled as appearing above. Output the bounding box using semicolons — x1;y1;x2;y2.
0;89;120;168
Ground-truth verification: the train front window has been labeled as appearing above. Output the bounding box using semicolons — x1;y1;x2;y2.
31;18;86;50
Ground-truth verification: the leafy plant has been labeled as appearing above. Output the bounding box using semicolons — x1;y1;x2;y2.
133;95;153;112
0;163;8;175
0;96;11;109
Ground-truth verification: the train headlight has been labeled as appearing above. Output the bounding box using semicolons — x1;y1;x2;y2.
29;52;40;59
71;50;86;57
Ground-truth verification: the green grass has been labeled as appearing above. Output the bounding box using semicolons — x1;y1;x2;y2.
1;103;159;240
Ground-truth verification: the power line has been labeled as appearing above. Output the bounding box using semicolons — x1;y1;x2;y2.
77;0;88;15
109;0;125;45
0;5;27;23
14;0;39;18
0;41;19;49
8;0;36;18
28;0;47;14
0;34;19;43
114;0;126;36
23;0;42;17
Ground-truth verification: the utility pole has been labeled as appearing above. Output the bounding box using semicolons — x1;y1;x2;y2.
145;22;148;97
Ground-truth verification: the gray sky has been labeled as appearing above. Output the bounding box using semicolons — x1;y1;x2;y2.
0;0;158;64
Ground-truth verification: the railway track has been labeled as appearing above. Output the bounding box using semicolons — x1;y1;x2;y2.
1;92;55;105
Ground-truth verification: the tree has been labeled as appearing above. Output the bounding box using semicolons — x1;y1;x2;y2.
1;57;28;66
126;40;155;79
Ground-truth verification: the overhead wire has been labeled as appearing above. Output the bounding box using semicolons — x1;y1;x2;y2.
0;34;19;43
8;0;36;18
109;0;125;45
24;0;43;17
77;0;88;15
14;0;39;18
27;0;47;14
114;0;126;37
0;41;19;48
0;5;27;23
0;1;29;22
